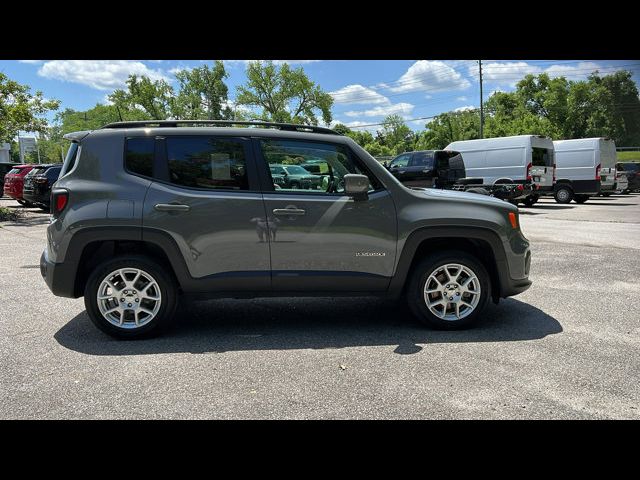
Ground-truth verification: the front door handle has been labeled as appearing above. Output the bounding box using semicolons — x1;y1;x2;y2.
155;203;191;212
273;208;306;216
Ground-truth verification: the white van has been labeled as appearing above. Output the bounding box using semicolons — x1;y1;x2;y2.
445;135;555;205
552;138;617;203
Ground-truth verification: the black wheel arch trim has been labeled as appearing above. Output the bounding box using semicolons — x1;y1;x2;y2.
387;225;519;300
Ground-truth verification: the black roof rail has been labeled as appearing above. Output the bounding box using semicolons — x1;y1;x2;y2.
100;120;340;135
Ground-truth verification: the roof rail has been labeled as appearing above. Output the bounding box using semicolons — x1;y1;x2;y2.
100;120;340;135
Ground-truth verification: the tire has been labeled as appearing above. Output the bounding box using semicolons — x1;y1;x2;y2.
16;199;26;206
521;195;539;207
406;251;491;330
84;255;178;339
466;187;490;196
554;185;573;204
602;192;612;197
574;194;589;204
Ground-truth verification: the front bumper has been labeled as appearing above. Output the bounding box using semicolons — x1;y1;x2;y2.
40;249;78;298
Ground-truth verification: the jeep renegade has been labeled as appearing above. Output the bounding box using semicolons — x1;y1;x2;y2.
40;120;532;339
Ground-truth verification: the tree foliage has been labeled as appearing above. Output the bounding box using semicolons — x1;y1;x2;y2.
0;72;60;143
172;62;233;120
236;61;333;125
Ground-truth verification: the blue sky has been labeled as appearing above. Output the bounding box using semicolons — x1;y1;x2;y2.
2;60;639;133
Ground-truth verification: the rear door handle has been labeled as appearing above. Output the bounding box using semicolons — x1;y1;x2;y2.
273;208;306;216
155;203;191;212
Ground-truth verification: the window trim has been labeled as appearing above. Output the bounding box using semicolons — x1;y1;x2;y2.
252;136;386;196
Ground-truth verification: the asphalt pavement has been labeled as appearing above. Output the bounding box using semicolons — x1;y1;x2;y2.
0;194;638;419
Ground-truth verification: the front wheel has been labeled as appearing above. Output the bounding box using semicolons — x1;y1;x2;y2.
84;255;178;339
407;251;491;330
574;194;589;204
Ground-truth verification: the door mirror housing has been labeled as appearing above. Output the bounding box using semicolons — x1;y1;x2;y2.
344;174;369;201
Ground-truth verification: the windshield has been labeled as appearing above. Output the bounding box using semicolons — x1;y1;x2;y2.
283;165;311;175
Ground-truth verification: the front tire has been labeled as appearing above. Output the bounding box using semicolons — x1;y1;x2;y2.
521;195;539;207
84;255;178;339
554;185;573;204
574;194;589;204
407;251;491;330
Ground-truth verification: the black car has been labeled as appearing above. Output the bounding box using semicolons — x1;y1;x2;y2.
386;150;466;188
616;162;640;193
22;164;62;210
0;162;19;194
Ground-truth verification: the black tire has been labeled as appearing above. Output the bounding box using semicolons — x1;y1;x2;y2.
84;255;178;339
602;192;612;197
521;195;539;207
554;185;573;204
574;194;589;204
16;199;26;206
406;250;491;330
466;187;490;196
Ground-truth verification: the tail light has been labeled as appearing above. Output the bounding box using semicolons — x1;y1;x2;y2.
595;164;601;181
526;162;532;181
516;184;524;191
51;189;68;218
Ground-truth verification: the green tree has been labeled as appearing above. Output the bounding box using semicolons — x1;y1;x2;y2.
379;115;413;154
173;62;233;120
0;72;60;143
109;75;174;120
421;110;481;149
236;61;333;125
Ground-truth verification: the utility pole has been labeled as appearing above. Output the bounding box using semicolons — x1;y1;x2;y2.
479;60;484;139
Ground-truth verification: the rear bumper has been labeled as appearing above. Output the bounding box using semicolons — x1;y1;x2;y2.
40;249;78;298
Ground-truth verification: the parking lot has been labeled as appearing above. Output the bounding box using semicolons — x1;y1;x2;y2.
1;194;639;419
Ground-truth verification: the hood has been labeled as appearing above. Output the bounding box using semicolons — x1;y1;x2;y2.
419;187;516;210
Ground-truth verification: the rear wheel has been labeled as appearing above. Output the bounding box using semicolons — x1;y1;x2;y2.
554;185;573;204
407;251;491;330
521;195;539;207
574;194;589;204
84;255;178;339
602;192;612;197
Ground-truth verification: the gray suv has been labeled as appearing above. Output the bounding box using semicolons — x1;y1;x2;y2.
40;120;532;339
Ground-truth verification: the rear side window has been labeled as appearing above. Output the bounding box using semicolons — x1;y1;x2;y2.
532;147;552;166
125;138;155;177
166;137;248;191
60;142;79;177
412;152;435;168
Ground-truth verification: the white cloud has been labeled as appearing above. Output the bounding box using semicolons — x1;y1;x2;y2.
456;96;467;101
225;60;321;67
19;60;43;64
329;84;390;105
454;105;476;112
425;95;432;99
168;66;192;75
344;102;414;118
544;61;603;79
471;61;609;88
37;60;170;91
102;94;113;106
389;60;471;93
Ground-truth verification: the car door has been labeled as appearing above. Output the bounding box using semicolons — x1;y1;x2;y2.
388;154;412;183
256;137;397;292
406;152;436;187
141;135;271;292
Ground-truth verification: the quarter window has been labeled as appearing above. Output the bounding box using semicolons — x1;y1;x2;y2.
125;138;155;177
166;137;249;191
260;139;381;194
390;154;411;168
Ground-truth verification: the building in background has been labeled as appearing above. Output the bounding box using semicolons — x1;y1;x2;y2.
0;143;11;163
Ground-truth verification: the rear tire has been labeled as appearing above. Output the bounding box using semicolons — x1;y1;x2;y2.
521;195;539;207
84;255;178;339
574;194;589;204
554;185;573;204
406;251;491;330
602;192;612;197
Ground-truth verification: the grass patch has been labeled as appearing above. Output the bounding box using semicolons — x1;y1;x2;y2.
0;206;22;222
617;151;640;161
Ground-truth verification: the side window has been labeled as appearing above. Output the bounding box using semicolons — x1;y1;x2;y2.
260;139;381;194
166;137;248;191
390;154;411;168
411;152;435;168
125;137;155;178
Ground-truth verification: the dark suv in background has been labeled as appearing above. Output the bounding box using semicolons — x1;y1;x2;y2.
41;120;531;339
616;162;640;192
386;150;466;189
22;164;62;211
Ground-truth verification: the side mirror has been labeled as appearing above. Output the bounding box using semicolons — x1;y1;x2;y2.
344;174;369;201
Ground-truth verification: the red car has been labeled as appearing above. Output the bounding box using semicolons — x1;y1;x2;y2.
3;165;36;205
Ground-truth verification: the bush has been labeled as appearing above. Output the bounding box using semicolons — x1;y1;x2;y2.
0;206;22;222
